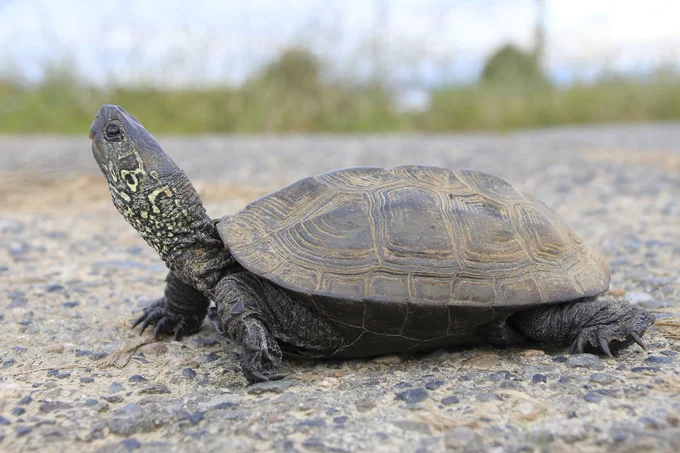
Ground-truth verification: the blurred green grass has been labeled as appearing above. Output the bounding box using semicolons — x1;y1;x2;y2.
1;49;679;134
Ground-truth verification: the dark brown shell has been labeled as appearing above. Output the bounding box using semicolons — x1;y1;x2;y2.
217;166;610;308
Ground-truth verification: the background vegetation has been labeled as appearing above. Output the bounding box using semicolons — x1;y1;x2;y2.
1;47;679;134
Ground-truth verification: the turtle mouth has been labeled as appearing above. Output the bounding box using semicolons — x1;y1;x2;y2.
91;141;105;162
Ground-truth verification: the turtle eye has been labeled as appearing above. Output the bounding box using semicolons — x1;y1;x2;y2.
104;123;123;142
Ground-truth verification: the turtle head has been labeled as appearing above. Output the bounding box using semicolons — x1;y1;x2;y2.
89;105;197;262
88;105;232;294
90;104;180;194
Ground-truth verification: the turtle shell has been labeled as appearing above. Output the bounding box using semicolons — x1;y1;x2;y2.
217;166;610;309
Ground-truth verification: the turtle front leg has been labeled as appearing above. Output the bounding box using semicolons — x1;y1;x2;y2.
508;299;655;357
133;271;209;340
210;272;285;383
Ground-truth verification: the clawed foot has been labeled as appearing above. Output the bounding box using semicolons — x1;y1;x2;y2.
569;304;655;358
132;298;204;340
239;321;285;384
569;329;647;357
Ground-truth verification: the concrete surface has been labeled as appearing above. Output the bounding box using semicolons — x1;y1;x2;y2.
1;124;679;452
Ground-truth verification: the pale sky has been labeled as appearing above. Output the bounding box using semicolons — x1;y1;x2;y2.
0;0;678;87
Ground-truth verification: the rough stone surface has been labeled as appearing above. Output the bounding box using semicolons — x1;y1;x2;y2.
1;128;679;452
107;404;152;436
568;354;606;370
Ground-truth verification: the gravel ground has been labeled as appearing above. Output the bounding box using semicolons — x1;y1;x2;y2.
1;124;679;452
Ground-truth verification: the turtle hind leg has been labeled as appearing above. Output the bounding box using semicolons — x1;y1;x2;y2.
508;299;655;357
133;270;209;340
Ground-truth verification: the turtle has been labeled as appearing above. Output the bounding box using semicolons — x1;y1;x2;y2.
89;104;655;383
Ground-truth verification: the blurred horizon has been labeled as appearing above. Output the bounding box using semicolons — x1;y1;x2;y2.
1;0;680;133
2;0;679;87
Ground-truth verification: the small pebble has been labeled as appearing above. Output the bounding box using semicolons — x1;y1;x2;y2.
489;371;512;381
35;419;56;427
75;350;93;357
584;392;602;403
424;380;444;390
660;350;678;357
613;431;628;443
16;425;32;437
2;359;16;368
128;375;147;383
639;417;659;429
202;352;219;363
532;374;547;384
394;381;412;389
62;301;80;308
644;356;672;365
567;354;605;370
80;377;94;384
303;437;324;449
296;419;326;429
187;412;203;425
121;437;141;451
181;368;197;379
213;402;238;410
441;395;459;405
395;388;428;404
18;396;32;405
84;399;98;407
108;404;151;436
333;416;348;424
552;357;568;363
476;392;502;402
0;416;10;425
355;398;376;412
47;369;70;379
102;394;124;403
109;382;125;393
12;408;25;416
40;402;71;413
44;284;64;293
590;373;616;385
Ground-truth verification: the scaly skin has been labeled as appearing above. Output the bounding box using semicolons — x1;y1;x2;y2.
90;105;336;382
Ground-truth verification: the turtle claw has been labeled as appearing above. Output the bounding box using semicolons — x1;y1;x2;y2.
569;335;585;354
139;317;154;335
598;337;613;358
153;317;170;338
630;332;648;351
173;323;188;341
239;320;284;384
131;298;204;340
